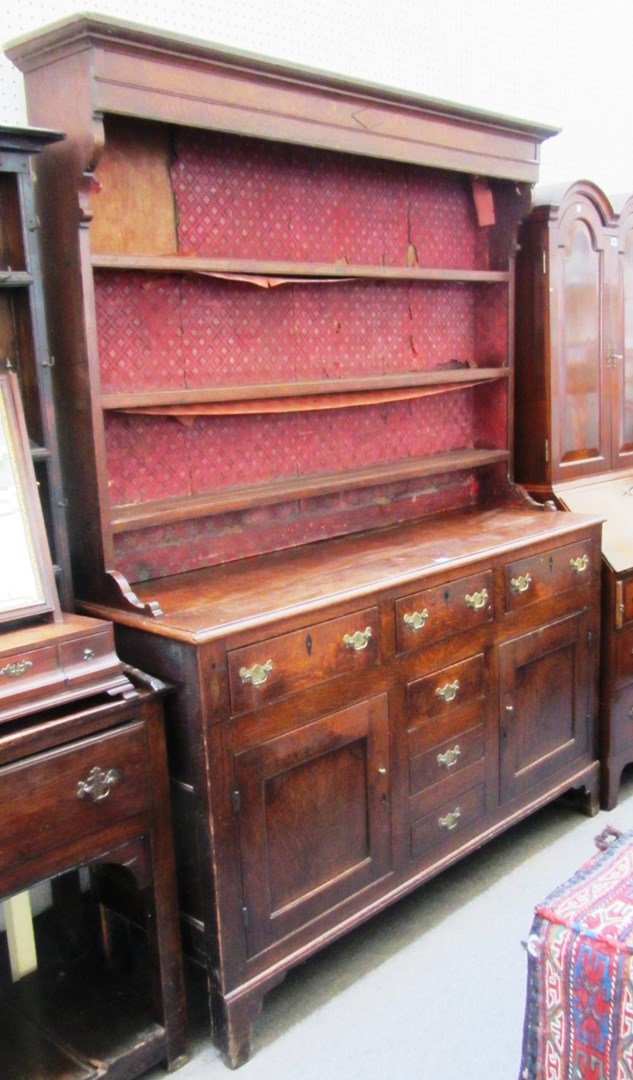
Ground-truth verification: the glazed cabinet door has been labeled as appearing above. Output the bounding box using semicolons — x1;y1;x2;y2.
232;694;391;958
548;196;613;481
613;199;633;468
499;610;594;801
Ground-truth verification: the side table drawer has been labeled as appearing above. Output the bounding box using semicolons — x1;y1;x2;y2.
228;606;379;715
0;645;65;715
0;722;152;868
410;783;486;860
395;571;493;654
504;539;593;612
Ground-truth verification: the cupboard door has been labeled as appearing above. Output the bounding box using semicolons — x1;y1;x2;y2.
613;207;633;468
499;610;592;801
549;202;611;480
233;694;391;957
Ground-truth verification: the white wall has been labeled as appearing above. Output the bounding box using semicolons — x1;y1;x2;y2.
1;0;631;197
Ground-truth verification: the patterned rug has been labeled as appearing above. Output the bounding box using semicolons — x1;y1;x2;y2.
519;829;633;1079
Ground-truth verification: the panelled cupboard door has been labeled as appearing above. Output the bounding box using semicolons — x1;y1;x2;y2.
614;195;633;468
232;694;391;957
498;610;593;802
548;191;614;481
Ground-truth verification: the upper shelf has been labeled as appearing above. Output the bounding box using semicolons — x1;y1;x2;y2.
91;254;511;283
0;270;34;287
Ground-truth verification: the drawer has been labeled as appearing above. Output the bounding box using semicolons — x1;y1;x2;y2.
395;570;493;654
0;643;65;715
406;653;485;728
0;722;152;868
228;606;380;715
410;783;485;860
615;627;633;687
59;624;123;690
504;538;593;613
409;723;484;796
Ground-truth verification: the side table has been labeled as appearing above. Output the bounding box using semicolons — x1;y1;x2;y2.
0;681;188;1079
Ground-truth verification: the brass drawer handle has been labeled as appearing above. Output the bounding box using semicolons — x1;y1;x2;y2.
343;626;372;651
439;808;461;831
437;745;461;769
465;588;488;611
403;609;429;632
77;766;122;802
435;679;459;703
239;660;273;687
570;554;589;574
510;573;532;594
0;659;34;678
82;648;95;661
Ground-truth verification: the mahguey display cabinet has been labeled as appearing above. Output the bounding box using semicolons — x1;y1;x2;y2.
6;15;604;1067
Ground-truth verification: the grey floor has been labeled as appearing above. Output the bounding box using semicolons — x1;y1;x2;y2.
153;769;633;1080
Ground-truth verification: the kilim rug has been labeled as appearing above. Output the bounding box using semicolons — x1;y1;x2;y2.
519;828;633;1079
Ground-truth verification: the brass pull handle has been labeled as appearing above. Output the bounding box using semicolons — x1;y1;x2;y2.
0;659;34;678
239;660;273;687
377;765;387;776
437;745;461;769
439;808;461;831
570;554;589;574
465;588;488;611
343;626;372;651
403;609;429;632
77;766;122;802
82;649;95;661
510;573;532;594
435;679;459;703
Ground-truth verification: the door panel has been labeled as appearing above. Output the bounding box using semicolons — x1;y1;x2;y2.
499;611;592;801
233;694;391;957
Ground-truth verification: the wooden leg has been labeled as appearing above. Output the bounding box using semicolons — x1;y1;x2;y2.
210;985;264;1070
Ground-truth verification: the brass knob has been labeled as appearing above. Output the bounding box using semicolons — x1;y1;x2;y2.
239;660;273;687
343;627;372;651
465;589;488;611
510;573;532;594
439;808;461;831
403;609;429;632
77;766;122;802
436;679;459;703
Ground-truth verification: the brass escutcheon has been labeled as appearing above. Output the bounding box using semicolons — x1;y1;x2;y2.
0;659;33;678
465;588;488;611
570;554;589;573
343;627;372;651
403;608;429;632
510;573;532;594
239;660;273;687
439;808;461;831
435;679;459;703
437;745;461;769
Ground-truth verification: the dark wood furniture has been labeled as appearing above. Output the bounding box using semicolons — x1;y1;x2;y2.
7;15;603;1067
0;125;73;610
514;180;633;808
0;684;189;1079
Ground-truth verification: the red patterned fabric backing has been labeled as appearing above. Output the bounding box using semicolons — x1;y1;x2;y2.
520;831;633;1079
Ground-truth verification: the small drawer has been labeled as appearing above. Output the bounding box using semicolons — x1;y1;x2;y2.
410;783;485;860
615;627;633;687
409;724;484;796
504;538;593;612
0;644;65;715
395;571;493;654
59;624;124;690
228;607;380;715
406;653;485;727
0;722;152;868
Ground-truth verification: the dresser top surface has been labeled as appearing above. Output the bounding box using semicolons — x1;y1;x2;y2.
80;506;602;643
